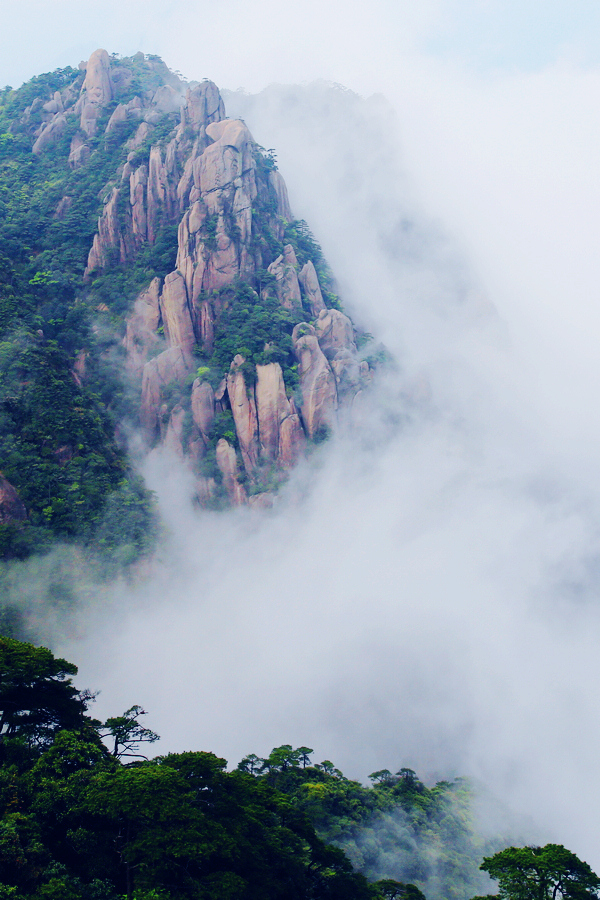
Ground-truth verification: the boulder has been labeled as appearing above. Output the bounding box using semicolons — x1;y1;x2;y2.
127;121;154;151
0;474;27;525
330;349;361;404
181;81;224;130
105;103;128;133
298;260;326;316
152;85;183;115
68;133;90;169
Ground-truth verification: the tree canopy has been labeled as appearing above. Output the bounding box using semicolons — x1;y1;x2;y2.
479;844;600;900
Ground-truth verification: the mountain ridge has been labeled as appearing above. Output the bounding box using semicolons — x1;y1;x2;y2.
0;49;375;560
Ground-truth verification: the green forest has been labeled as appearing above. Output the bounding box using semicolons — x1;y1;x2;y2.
0;636;597;900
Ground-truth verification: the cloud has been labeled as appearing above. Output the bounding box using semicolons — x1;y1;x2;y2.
52;58;600;874
5;0;600;875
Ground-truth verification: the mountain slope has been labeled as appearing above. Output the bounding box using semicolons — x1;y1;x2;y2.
0;50;373;561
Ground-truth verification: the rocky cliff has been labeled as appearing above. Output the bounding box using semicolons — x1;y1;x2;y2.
0;50;376;545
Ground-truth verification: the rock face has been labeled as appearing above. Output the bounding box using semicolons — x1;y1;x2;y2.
32;49;374;508
159;271;195;353
0;474;27;525
77;49;114;136
255;363;305;466
267;246;302;310
314;308;356;359
298;261;326;316
123;279;162;374
293;324;338;439
227;356;259;474
216;439;247;506
141;347;192;439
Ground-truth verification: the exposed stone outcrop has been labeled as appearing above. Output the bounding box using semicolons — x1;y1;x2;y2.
191;380;215;445
159;271;195;352
227;355;259;474
269;170;292;223
293;324;338;438
330;349;361;405
68;133;90;169
77;49;114;137
0;474;27;525
176;199;208;306
299;260;326;316
85;187;121;275
314;307;356;359
267;245;302;310
123;278;162;374
181;82;225;130
164;404;187;457
141;347;192;439
215;439;247;506
32;113;67;155
129;164;148;243
48;52;374;508
255;362;305;466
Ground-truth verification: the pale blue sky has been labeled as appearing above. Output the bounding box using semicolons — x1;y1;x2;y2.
2;0;600;91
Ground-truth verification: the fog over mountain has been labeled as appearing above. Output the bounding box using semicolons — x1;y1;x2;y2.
3;0;600;879
44;68;600;870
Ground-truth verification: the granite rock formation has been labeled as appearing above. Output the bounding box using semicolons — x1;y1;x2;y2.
28;49;375;508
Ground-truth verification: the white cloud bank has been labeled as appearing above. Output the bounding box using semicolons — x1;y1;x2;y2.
57;58;600;872
5;0;600;874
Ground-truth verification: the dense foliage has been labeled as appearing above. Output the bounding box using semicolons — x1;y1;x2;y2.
0;636;426;900
237;750;502;900
0;64;160;562
478;844;600;900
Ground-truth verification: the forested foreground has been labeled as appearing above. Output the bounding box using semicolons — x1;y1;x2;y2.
0;635;597;900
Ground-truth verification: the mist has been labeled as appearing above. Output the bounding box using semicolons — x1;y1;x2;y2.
4;0;600;876
31;64;597;873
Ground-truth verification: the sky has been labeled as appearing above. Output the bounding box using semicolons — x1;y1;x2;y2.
5;0;600;878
